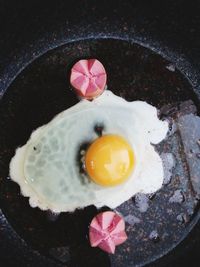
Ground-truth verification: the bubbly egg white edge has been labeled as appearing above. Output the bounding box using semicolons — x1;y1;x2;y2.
9;126;52;210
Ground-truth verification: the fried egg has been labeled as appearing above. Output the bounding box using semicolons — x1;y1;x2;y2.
10;90;168;213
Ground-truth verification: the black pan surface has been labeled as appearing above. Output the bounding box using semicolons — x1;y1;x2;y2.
0;1;200;267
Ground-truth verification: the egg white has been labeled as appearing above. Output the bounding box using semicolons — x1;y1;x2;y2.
10;90;168;212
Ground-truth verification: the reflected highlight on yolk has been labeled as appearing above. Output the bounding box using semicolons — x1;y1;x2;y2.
85;135;135;186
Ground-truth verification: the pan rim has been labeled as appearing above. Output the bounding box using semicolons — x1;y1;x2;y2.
0;36;200;267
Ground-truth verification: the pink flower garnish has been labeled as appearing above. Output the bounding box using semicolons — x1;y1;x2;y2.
89;211;127;254
70;59;107;99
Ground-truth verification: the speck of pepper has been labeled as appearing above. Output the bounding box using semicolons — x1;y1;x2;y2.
94;123;104;136
148;192;156;200
167;124;172;131
149;230;160;243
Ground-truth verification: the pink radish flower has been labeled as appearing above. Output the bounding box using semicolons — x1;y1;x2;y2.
70;59;107;99
89;211;127;254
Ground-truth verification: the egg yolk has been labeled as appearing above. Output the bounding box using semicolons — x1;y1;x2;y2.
85;134;135;186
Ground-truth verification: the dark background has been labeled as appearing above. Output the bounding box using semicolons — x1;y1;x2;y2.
0;0;200;266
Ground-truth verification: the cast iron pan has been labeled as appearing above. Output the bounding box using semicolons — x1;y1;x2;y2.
0;1;200;267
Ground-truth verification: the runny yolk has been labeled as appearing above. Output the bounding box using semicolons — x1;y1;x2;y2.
85;134;135;186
